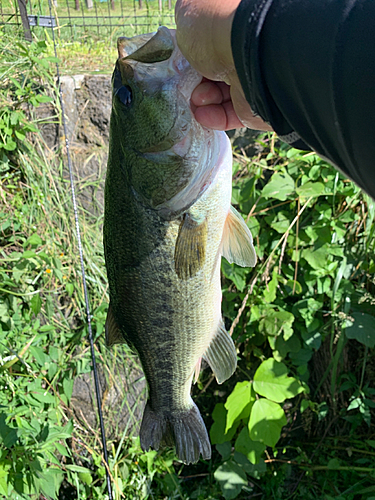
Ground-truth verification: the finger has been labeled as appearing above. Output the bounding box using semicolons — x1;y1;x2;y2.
216;81;231;102
194;103;244;130
191;81;223;106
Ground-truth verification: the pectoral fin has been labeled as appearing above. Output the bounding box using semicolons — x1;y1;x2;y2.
221;205;257;267
203;321;237;384
105;303;124;347
175;213;208;280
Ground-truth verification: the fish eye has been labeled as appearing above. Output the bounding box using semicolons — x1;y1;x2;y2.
115;85;132;106
112;67;133;107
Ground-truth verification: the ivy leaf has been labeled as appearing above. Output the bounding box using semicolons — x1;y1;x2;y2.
235;428;266;464
210;404;240;445
249;399;286;447
345;312;375;347
224;381;255;432
216;442;232;461
253;358;305;403
214;461;247;500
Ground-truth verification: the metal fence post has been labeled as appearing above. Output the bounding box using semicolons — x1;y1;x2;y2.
17;0;32;41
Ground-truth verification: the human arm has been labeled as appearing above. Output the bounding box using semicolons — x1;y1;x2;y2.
175;0;271;131
176;0;375;199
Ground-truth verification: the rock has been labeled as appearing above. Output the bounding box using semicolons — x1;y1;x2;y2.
71;347;146;440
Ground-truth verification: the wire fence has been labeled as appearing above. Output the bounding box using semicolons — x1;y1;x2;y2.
0;0;176;42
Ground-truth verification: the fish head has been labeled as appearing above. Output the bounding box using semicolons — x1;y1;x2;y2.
112;26;201;154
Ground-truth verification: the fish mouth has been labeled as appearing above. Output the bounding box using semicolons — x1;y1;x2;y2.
115;27;202;154
118;26;175;63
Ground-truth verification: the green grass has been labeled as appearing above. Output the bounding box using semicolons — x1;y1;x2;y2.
1;0;176;44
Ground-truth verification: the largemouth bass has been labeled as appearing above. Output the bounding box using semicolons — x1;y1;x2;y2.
104;27;256;465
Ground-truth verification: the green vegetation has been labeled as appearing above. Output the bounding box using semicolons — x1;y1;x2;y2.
1;21;375;500
2;0;176;45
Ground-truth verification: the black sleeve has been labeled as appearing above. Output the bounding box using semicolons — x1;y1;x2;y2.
231;0;375;199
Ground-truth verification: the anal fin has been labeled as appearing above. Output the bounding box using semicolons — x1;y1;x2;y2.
175;213;207;280
203;321;237;384
105;303;125;347
222;205;257;268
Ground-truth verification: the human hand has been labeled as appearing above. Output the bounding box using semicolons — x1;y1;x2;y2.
191;79;273;131
175;0;272;131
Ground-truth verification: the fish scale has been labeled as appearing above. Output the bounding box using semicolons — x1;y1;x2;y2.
104;27;257;464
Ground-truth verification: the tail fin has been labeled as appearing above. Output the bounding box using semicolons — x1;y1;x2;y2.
140;401;211;465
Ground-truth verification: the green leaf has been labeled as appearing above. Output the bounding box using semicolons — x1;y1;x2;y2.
327;458;341;470
224;381;255;432
30;346;47;366
273;334;301;360
249;399;287;447
345;313;375;347
0;414;18;448
221;261;248;292
30;390;56;404
3;138;16;151
55;443;70;457
22;250;37;259
262;172;294;201
40;324;55;332
263;268;278;303
14;129;26;141
37;467;64;499
30;293;42;315
25;233;43;247
65;283;74;296
302;247;328;270
35;94;53;103
268;212;290;234
63;378;74;402
210;404;240;445
214;461;247;500
233;452;267;478
292;298;323;327
79;471;93;486
235;428;266;464
54;267;63;281
259;310;294;338
66;465;93;474
216;442;232;461
253;358;305;403
296;181;325;198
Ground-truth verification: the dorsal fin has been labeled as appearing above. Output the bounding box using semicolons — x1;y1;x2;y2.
105;303;125;347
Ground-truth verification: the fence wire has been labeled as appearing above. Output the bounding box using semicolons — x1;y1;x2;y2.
1;0;176;42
